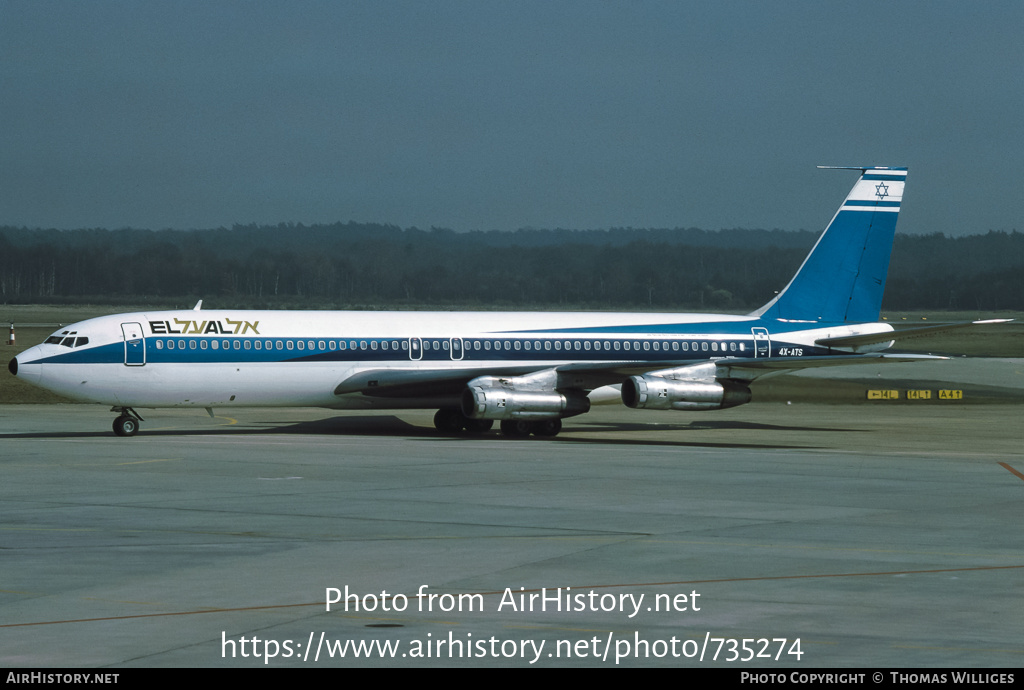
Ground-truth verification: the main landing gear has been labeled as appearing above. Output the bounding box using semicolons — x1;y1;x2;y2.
112;407;144;437
499;418;561;437
433;408;494;435
433;409;562;438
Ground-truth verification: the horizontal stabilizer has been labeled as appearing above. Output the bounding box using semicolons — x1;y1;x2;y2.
816;319;1013;349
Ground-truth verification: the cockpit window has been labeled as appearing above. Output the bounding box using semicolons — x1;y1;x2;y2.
45;332;88;347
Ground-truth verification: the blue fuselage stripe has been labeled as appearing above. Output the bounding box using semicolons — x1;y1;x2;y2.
33;332;832;365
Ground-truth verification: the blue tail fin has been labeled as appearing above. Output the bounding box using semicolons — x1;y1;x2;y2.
751;166;907;323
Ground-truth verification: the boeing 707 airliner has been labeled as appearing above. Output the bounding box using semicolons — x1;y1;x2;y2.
8;167;1005;437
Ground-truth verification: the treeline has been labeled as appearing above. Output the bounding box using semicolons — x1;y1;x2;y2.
0;223;1021;311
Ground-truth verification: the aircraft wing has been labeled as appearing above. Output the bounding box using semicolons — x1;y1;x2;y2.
334;365;549;398
333;362;683;397
706;353;946;382
563;353;946;386
334;353;947;399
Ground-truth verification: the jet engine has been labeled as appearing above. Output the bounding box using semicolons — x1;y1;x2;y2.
621;376;751;411
462;375;590;421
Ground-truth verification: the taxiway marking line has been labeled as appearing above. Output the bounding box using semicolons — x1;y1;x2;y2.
998;462;1024;482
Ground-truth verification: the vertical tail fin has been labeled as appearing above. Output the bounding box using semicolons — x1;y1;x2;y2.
752;166;907;323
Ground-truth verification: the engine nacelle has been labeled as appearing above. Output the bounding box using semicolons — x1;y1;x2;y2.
462;375;591;421
621;376;751;411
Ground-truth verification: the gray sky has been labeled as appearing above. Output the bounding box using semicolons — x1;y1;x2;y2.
2;1;1022;235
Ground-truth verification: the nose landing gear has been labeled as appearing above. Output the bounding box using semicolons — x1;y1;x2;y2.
112;407;144;437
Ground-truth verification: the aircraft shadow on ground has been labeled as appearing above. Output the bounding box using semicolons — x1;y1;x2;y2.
0;414;856;449
0;415;423;439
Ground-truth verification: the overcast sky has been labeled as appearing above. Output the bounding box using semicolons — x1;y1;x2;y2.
2;1;1022;235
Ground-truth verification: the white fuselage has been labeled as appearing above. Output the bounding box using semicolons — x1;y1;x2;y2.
12;308;887;410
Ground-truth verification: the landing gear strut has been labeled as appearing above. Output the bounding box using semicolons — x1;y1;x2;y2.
112;407;144;437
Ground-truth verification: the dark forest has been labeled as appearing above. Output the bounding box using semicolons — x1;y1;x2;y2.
1;224;1021;311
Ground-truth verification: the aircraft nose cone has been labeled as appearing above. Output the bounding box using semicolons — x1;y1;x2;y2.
9;346;42;385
